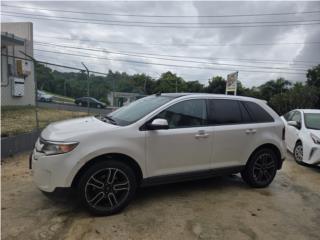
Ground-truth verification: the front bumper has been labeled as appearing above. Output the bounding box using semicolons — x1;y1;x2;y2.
30;149;74;192
304;145;320;166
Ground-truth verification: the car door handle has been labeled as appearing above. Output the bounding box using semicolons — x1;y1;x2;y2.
195;130;209;139
245;129;256;134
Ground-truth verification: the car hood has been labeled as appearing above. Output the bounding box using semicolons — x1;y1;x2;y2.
41;116;118;141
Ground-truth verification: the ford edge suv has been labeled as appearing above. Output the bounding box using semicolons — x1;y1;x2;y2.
30;93;286;215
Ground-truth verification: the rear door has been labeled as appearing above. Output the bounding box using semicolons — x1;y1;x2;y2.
208;99;257;167
208;99;275;167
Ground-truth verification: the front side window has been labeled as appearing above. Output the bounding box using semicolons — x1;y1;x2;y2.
304;113;320;130
283;111;294;121
208;99;242;125
108;95;173;126
291;111;301;124
156;99;207;129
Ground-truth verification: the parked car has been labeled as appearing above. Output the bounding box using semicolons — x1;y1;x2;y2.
281;109;320;166
74;97;106;108
30;93;286;215
37;90;53;102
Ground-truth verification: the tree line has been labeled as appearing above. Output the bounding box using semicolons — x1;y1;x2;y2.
36;64;320;115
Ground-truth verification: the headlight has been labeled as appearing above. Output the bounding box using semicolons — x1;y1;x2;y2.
39;139;79;155
310;133;320;145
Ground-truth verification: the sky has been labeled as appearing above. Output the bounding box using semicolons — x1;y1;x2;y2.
1;1;320;87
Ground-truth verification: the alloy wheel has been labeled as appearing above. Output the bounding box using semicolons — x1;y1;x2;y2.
294;144;303;163
252;153;276;185
85;168;130;211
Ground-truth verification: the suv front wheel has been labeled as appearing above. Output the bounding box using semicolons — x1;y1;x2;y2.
78;160;137;215
241;148;278;188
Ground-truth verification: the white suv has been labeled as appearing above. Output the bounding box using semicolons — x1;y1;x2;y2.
30;93;286;215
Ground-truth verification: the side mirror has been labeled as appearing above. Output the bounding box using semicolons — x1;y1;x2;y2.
288;121;300;129
147;118;169;130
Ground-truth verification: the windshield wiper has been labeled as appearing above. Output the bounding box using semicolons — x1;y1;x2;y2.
102;115;118;125
95;114;118;125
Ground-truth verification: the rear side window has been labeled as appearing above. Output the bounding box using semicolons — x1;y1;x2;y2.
207;99;242;124
242;101;274;123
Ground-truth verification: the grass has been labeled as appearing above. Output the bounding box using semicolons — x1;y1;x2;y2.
1;106;88;137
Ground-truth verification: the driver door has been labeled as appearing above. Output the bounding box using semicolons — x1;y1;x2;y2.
145;99;213;177
286;111;301;151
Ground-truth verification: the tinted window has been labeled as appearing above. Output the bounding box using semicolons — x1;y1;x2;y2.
156;99;207;128
239;102;252;123
243;101;274;123
208;99;242;124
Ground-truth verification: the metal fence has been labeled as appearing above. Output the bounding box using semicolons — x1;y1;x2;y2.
1;53;115;157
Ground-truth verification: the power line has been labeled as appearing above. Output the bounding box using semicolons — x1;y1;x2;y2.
34;35;320;47
3;10;320;25
33;45;307;72
3;4;320;18
34;41;319;66
33;48;307;75
3;12;320;28
1;53;109;75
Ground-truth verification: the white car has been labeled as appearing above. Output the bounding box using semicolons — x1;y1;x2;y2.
281;109;320;166
37;90;53;102
30;93;286;215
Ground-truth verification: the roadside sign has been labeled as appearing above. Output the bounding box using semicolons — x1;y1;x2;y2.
226;71;238;95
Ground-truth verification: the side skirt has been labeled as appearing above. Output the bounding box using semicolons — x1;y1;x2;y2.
141;166;244;187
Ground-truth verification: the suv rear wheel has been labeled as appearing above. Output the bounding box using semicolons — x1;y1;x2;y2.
241;148;278;188
78;160;137;215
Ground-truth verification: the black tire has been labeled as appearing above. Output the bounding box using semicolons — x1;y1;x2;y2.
241;148;278;188
293;142;303;164
77;160;137;216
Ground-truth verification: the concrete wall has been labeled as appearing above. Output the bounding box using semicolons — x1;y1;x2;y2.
1;22;35;106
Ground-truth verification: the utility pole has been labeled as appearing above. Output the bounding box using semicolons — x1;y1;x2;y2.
112;78;115;107
81;62;90;114
64;79;66;98
176;79;178;93
19;51;39;133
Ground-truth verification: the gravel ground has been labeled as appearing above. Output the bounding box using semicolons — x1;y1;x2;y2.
1;152;320;240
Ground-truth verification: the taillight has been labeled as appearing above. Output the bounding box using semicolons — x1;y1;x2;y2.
282;127;285;141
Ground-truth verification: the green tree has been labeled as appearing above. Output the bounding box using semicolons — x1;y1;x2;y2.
306;64;320;88
270;83;319;115
259;78;292;102
205;76;225;94
156;71;185;93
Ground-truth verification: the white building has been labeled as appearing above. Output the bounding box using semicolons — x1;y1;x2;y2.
1;22;35;106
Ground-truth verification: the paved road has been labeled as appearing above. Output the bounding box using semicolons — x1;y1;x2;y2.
2;153;320;240
37;102;114;115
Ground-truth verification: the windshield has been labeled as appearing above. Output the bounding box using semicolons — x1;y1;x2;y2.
304;113;320;130
108;95;174;126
